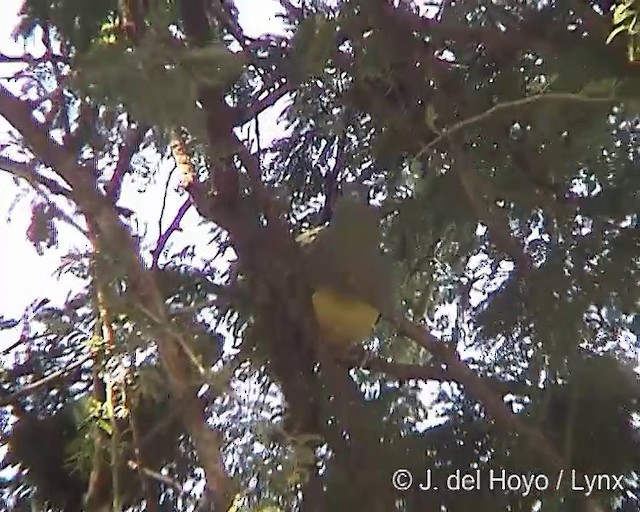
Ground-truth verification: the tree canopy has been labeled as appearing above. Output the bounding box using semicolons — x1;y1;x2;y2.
0;1;639;511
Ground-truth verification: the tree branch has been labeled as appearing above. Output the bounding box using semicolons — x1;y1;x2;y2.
239;80;294;124
414;92;619;160
105;125;147;203
449;138;533;275
0;354;91;407
389;313;605;512
0;156;72;197
0;82;235;509
151;199;192;269
341;348;526;397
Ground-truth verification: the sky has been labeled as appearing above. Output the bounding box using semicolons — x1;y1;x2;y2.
0;0;442;328
0;0;55;331
0;0;438;348
0;0;289;349
0;0;291;485
0;0;447;432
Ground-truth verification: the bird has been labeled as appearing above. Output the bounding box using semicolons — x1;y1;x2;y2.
296;183;395;353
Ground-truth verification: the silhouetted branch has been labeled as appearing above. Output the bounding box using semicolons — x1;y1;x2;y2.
239;80;294;124
151;199;192;269
0;80;234;510
106;125;147;203
415;93;619;159
126;461;184;494
0;354;91;407
390;313;605;512
0;156;72;197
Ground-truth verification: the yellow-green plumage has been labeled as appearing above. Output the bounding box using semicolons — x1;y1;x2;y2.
311;287;380;347
296;190;395;350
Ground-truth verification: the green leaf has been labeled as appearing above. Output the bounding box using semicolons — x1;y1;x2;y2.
607;24;630;44
97;418;113;435
613;1;636;24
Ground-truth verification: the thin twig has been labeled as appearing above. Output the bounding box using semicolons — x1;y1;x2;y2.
151;199;192;269
127;460;185;494
156;164;177;249
0;354;91;407
414;93;620;161
0;332;52;357
43;24;70;138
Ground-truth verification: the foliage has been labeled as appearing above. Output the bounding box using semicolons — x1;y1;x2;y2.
608;0;640;61
0;1;640;512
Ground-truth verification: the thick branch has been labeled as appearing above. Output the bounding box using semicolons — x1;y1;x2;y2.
239;80;295;123
0;82;235;509
0;156;72;197
105;125;147;202
341;347;526;397
178;5;398;509
390;314;604;512
0;85;94;194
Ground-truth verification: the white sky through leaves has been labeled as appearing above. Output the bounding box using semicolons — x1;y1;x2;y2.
0;0;286;347
0;0;447;433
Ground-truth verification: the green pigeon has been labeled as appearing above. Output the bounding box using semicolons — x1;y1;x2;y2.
297;185;395;350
